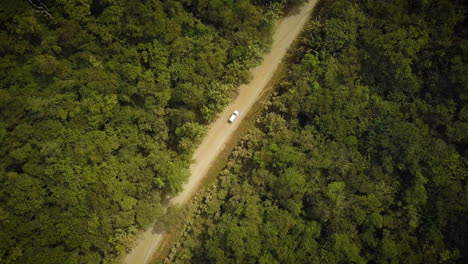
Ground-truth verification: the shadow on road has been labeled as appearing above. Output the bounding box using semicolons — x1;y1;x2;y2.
285;1;306;16
152;221;166;235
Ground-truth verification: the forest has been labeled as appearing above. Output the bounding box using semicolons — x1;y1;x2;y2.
164;0;468;263
0;0;307;263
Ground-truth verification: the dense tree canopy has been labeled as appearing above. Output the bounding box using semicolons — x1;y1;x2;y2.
0;0;306;263
165;0;468;263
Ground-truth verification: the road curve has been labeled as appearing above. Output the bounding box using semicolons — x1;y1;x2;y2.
122;1;318;263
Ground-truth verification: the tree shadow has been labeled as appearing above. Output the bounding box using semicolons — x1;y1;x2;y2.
285;1;307;17
153;221;167;234
151;206;184;235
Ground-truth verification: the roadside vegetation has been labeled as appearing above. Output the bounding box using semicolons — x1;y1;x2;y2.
0;0;307;263
165;0;468;263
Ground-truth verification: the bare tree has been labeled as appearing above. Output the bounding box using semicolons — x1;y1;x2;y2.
28;0;53;19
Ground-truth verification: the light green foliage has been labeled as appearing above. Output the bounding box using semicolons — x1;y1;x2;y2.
380;234;398;260
166;0;468;263
201;82;234;122
0;0;284;262
332;233;366;264
326;181;345;201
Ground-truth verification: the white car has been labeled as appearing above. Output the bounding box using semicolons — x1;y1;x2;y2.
228;110;240;123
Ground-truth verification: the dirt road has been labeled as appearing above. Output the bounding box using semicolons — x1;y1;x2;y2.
122;1;318;263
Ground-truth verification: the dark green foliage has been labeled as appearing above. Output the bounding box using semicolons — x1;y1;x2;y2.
0;0;288;263
167;0;468;263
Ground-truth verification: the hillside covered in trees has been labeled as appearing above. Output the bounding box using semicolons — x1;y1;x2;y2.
0;0;308;263
165;0;468;263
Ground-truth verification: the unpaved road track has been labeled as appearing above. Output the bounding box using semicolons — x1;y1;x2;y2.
122;1;318;263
